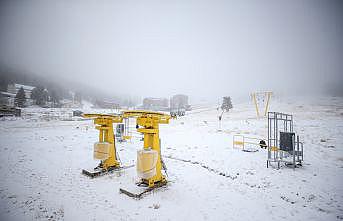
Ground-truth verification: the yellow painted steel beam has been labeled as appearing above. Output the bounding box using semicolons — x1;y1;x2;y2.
263;92;272;117
83;110;172;187
121;110;171;187
83;113;123;171
252;93;260;118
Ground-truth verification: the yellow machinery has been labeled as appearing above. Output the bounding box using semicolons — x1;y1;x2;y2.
117;110;171;198
82;113;126;178
82;110;172;198
121;110;170;187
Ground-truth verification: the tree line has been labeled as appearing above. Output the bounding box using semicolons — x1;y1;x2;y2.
0;66;138;108
0;67;81;107
13;85;83;108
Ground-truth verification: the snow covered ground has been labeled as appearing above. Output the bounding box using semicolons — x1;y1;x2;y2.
0;96;342;221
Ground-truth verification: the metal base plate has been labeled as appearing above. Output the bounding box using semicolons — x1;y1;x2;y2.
242;149;259;152
119;180;168;199
82;165;134;178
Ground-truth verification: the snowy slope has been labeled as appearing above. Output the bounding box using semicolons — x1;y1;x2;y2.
0;96;342;220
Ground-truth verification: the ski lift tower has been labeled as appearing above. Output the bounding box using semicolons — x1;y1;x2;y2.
251;91;272;118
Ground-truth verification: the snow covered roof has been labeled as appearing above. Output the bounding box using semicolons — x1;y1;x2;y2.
13;83;35;91
59;99;73;104
102;99;119;104
0;91;16;97
144;97;168;101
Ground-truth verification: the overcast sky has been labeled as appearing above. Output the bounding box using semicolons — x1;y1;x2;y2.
0;0;342;102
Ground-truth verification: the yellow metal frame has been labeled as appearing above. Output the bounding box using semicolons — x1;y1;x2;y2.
251;92;272;118
122;135;132;140
83;114;123;171
233;135;245;149
269;146;279;151
83;110;171;188
233;134;266;150
122;110;170;187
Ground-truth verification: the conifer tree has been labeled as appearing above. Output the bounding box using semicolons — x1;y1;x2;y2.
15;87;26;107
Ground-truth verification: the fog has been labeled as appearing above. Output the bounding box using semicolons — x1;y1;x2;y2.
0;0;342;102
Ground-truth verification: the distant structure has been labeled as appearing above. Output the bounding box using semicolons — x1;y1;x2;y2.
93;99;120;110
7;83;35;99
0;91;15;106
143;97;169;110
59;99;76;108
0;83;35;106
170;94;191;111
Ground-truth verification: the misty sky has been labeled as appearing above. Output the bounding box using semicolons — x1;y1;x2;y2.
0;0;342;102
